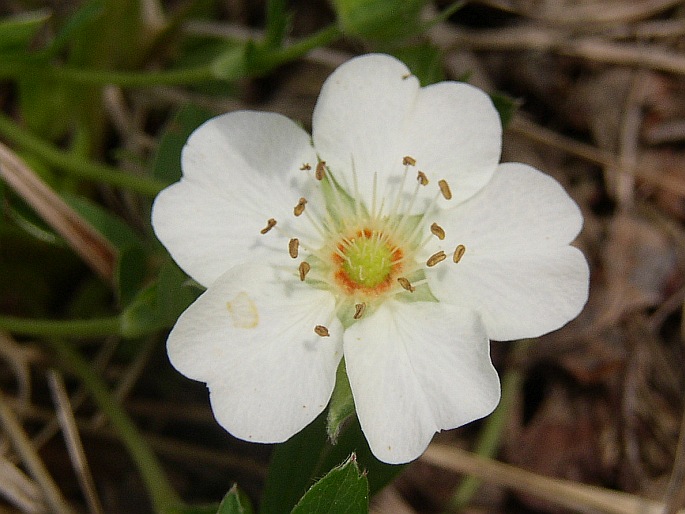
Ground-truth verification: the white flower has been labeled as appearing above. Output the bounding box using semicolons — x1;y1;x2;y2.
151;54;589;464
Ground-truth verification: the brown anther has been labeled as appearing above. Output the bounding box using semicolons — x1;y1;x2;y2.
260;218;277;234
294;197;307;216
314;325;330;337
353;303;366;320
430;222;446;240
417;171;429;186
403;155;416;166
298;261;311;281
288;238;299;259
397;277;415;293
453;244;466;263
427;250;447;267
438;179;452;200
315;161;326;180
300;163;311;171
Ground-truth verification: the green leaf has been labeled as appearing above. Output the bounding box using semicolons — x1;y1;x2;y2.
327;360;355;444
490;92;520;128
260;413;329;514
291;455;368;514
152;104;215;183
391;43;444;86
217;484;254;514
63;194;140;249
115;244;147;306
0;9;51;52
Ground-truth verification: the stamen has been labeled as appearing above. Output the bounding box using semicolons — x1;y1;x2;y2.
288;238;299;258
315;161;326;180
417;171;429;185
294;197;307;216
298;261;311;281
314;325;330;337
427;250;447;267
438;179;452;200
300;163;311;170
353;303;366;319
260;218;277;234
403;155;417;166
430;222;446;240
397;277;415;293
453;244;466;263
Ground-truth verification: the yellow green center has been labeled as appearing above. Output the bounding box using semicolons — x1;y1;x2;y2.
341;234;394;288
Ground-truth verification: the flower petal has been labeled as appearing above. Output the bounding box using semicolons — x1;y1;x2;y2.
427;163;589;340
343;300;500;464
152;111;320;287
312;54;501;212
167;263;343;443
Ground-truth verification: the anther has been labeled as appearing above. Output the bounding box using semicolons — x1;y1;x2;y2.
438;179;452;200
300;163;311;171
315;161;326;180
417;171;429;185
353;303;366;320
298;261;311;281
403;155;416;166
314;325;330;337
453;244;466;263
430;222;446;240
260;218;277;234
294;197;307;216
288;238;299;259
427;250;447;267
397;277;415;293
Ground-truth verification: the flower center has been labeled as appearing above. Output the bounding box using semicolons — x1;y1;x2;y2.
336;230;401;291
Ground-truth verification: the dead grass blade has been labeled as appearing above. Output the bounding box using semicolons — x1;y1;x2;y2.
47;371;104;514
422;443;685;514
0;390;74;514
0;458;44;513
0;142;116;282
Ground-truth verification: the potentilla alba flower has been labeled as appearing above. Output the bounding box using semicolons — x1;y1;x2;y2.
152;53;589;464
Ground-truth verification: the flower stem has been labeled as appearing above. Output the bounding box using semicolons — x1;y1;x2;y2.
0;112;167;196
447;341;530;511
0;315;122;339
48;339;182;513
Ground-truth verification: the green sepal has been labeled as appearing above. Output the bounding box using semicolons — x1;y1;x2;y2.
216;484;254;514
327;359;356;444
290;454;369;514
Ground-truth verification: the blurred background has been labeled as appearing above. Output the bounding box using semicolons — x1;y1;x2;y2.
0;0;684;512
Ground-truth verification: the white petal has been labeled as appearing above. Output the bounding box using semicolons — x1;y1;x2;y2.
427;163;589;340
312;54;501;212
344;300;500;464
166;263;343;443
152;111;320;287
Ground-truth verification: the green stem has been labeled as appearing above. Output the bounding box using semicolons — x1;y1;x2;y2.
0;112;167;196
48;339;182;513
0;315;122;339
262;24;342;69
447;341;530;512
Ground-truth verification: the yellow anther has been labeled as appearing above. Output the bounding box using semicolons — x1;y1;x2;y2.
427;250;447;267
397;277;415;293
438;179;452;200
453;244;466;263
314;325;330;337
417;171;429;186
403;155;416;166
289;238;299;259
260;218;277;234
315;161;326;180
353;303;366;320
298;261;311;281
294;197;307;216
430;222;445;240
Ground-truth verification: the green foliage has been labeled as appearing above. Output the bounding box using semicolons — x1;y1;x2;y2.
291;455;369;514
0;9;50;53
327;360;356;444
331;0;426;41
216;485;254;514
